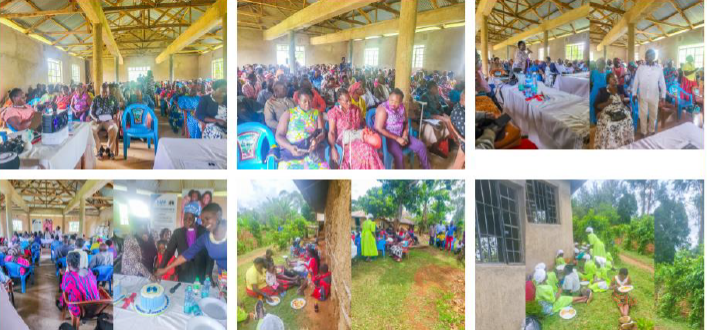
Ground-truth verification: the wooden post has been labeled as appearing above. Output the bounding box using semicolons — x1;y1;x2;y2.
348;40;354;67
169;55;174;81
222;13;227;79
506;45;510;61
603;47;607;62
584;33;590;61
3;198;9;237
481;15;489;75
544;30;549;60
289;30;296;74
114;58;119;83
79;199;86;237
627;23;635;62
93;23;103;95
394;0;418;110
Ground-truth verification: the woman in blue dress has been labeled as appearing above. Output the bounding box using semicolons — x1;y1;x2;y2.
590;58;608;124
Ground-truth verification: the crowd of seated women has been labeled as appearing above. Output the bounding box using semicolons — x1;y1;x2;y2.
237;62;466;169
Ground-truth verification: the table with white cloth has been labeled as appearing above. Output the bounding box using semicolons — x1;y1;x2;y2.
115;274;225;329
622;123;704;149
18;122;96;169
153;138;227;169
553;72;590;98
499;81;590;149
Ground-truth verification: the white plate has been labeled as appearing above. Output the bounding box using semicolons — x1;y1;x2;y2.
559;307;577;319
579;281;590;286
198;297;227;321
266;296;281;306
291;297;306;310
618;285;634;293
186;316;226;330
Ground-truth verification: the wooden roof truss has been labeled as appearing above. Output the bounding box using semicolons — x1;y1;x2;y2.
6;180;112;213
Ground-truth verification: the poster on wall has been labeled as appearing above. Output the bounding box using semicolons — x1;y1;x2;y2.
43;219;53;232
181;189;215;226
151;193;178;232
31;219;42;233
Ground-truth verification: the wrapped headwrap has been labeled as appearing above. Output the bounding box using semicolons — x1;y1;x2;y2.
586;227;593;234
628;61;637;69
348;81;362;96
533;269;546;283
594;256;607;268
535;262;546;271
556;249;564;257
584;254;591;261
184;201;202;216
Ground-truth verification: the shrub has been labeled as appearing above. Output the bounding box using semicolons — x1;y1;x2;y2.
525;301;544;320
655;248;704;328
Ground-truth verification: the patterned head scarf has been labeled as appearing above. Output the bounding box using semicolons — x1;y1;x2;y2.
184;201;202;216
348;81;362;97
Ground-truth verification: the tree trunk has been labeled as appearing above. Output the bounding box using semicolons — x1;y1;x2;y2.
395;203;403;231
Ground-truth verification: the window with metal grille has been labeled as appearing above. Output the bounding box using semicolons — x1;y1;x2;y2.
412;45;425;68
71;64;80;83
212;58;224;79
276;44;305;67
525;180;558;224
565;43;584;61
678;44;704;69
12;220;23;232
128;66;150;82
47;59;62;83
364;48;379;67
69;221;79;233
476;180;523;264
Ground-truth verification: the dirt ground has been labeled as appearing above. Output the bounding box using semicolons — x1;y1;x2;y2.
406;260;465;330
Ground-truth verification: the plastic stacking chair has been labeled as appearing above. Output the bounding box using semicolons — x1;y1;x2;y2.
325;144;344;167
92;265;114;295
61;287;112;329
376;238;386;258
5;262;33;293
0;131;7;142
0;253;5;267
365;109;416;169
90;249;99;255
30;243;40;265
237;122;278;170
668;83;695;121
56;257;67;277
122;104;159;160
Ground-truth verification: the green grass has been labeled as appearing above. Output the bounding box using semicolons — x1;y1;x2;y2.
540;252;655;329
618;248;655;268
237;249;306;330
351;248;464;330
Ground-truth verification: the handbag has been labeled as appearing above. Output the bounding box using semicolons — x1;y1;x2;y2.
608;111;627;122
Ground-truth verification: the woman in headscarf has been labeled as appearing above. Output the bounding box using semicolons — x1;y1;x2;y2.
590;58;608;124
348;81;367;123
4;248;30;276
594;72;634;149
121;221;158;281
360;216;378;261
327;89;384;169
70;84;93;122
534;269;589;316
58;251;100;317
373;76;390;105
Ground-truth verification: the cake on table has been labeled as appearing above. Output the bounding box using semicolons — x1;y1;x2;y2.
139;283;166;312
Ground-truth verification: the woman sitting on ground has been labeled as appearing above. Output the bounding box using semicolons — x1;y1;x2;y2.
327;89;384;169
594;72;634;149
534;269;590;316
1;88;41;131
275;88;328;169
196;79;227;140
610;268;636;317
311;264;331;301
58;252;100;316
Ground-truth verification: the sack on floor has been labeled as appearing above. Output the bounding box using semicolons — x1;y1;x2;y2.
95;312;113;330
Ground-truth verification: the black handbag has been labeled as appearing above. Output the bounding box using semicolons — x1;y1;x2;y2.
608;111;627;122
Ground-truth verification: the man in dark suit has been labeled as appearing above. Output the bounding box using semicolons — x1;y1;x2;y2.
159;206;213;283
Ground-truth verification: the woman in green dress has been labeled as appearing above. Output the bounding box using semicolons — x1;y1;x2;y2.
535;269;590;315
275;88;328;170
361;216;378;261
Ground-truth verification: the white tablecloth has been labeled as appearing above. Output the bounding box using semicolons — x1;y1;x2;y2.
19;122;96;169
622;123;704;149
114;275;193;329
153;138;227;169
500;82;589;149
553;73;590;98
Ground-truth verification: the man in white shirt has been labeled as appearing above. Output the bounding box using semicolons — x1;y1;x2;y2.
631;49;666;136
556;59;566;74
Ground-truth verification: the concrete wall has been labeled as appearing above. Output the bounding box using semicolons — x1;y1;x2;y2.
479;31;590;63
238;27;466;75
0;23;86;96
99;54;200;83
590;44;629;63
523;180;574;275
324;180;352;330
475;264;527;330
636;27;704;65
198;47;225;80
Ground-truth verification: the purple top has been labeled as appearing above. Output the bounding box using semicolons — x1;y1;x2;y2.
186;228;197;247
383;101;406;137
72;93;90;113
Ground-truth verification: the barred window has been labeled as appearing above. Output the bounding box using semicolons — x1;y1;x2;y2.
526;180;558;224
476;180;523;264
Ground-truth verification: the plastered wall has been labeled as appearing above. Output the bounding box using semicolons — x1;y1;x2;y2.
479;31;590;63
198;47;225;79
636;27;704;66
237;27;466;75
99;54;200;83
475;264;526;330
0;23;86;96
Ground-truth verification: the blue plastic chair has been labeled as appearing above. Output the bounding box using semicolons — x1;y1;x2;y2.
27;98;40;107
30;243;40;265
667;83;695;121
376;238;386;258
87;254;93;265
56;257;67;277
0;253;5;267
122;104;159;160
91;249;99;255
325;144;344;166
237;122;278;170
5;262;33;293
92;265;114;294
365;109;415;169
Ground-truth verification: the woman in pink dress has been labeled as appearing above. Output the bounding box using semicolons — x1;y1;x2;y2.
327;90;384;169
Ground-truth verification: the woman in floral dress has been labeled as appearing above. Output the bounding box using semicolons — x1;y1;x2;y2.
594;72;634;149
327;90;384;169
275;88;328;169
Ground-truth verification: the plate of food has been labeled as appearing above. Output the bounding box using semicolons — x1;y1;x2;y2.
266;296;281;306
559;307;577;319
290;297;306;310
618;285;634;293
579;281;590;286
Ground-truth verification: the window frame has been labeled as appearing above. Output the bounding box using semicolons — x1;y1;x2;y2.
47;58;62;83
128;66;150;82
476;180;524;264
276;44;306;67
412;45;425;68
212;58;224;79
565;43;584;61
69;221;79;233
678;44;704;69
71;64;81;83
525;180;559;225
12;220;23;232
364;47;379;67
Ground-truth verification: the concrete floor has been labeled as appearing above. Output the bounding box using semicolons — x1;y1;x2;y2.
11;251;112;329
96;114;183;170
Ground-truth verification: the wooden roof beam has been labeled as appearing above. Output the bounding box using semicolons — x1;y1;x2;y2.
0;181;29;213
76;0;123;64
0;5;78;19
596;1;664;51
155;0;225;64
475;0;497;32
263;0;377;40
493;4;590;51
102;1;216;13
63;180;109;215
311;4;465;45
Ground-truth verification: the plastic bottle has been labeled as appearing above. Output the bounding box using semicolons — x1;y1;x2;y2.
532;72;538;96
184;285;193;315
202;277;211;299
193;277;201;300
67;111;73;133
518;73;525;92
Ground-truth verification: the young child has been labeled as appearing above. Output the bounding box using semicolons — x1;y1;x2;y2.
265;262;283;294
155;240;175;281
610;268;636;317
311;264;331;301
